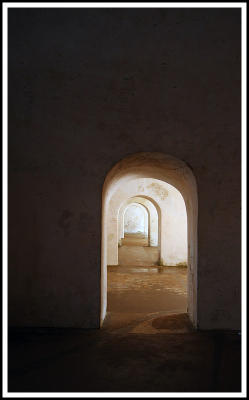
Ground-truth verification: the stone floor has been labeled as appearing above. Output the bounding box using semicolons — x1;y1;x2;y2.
106;265;187;332
8;236;241;393
120;232;149;247
8;325;241;393
108;232;187;331
118;233;160;266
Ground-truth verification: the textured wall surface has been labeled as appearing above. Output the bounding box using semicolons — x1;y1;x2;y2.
8;8;241;329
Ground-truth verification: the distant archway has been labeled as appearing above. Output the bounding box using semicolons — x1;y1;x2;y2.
118;196;159;247
123;202;148;237
101;152;198;327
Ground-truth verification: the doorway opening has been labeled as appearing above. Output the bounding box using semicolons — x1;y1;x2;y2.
118;196;159;267
101;153;198;330
123;202;149;245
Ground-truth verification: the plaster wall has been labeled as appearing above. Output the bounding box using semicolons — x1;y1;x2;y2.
9;8;241;330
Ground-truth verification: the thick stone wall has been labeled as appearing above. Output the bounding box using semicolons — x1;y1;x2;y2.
8;8;241;329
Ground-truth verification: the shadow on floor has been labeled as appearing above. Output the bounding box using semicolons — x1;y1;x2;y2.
8;320;241;393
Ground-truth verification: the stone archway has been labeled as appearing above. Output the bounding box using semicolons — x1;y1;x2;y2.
101;152;198;327
123;202;148;237
118;196;159;247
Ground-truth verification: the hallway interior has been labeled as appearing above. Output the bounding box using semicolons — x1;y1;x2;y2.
118;233;160;266
105;233;187;332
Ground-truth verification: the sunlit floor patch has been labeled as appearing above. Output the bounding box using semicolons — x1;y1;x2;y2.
118;233;160;266
106;264;188;333
105;232;188;333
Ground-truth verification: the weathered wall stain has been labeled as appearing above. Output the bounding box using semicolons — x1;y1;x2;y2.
147;182;168;200
78;211;93;233
58;210;73;237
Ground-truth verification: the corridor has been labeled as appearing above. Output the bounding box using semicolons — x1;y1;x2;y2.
105;233;188;332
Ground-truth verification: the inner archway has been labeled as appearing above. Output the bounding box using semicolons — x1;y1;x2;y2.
118;196;160;248
118;197;160;268
101;152;198;328
124;202;148;238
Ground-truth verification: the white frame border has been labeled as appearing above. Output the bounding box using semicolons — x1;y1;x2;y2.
2;2;247;398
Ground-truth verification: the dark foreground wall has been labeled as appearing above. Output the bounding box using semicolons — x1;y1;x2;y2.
8;8;241;329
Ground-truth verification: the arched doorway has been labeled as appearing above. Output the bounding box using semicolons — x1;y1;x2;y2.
101;152;198;327
124;202;149;239
118;196;159;248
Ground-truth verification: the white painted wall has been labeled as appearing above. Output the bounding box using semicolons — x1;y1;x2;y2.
124;203;148;235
